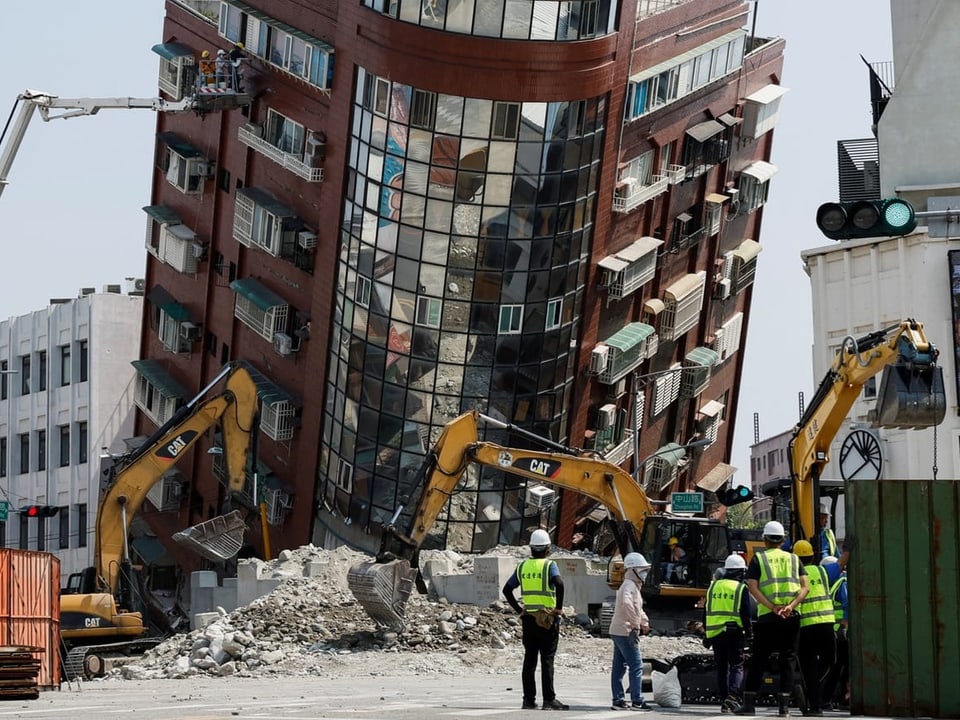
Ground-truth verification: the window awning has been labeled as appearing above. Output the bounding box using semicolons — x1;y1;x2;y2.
598;256;629;273
603;322;655;352
151;42;193;61
146;285;190;321
649;442;686;467
131;359;189;399
235;360;297;406
617;236;663;262
696;461;737;492
230;277;287;311
733;238;762;262
664;273;703;301
237;187;298;218
686;120;725;143
741;160;779;184
143;205;182;225
698;399;725;419
157;131;202;159
745;84;789;106
717;112;742;127
166;223;197;242
705;193;729;205
643;298;665;316
685;346;720;368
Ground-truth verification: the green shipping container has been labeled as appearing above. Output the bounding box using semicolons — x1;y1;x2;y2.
848;479;960;717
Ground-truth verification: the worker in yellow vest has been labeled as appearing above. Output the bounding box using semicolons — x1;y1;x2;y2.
736;521;809;717
502;529;569;711
793;540;836;717
703;553;754;713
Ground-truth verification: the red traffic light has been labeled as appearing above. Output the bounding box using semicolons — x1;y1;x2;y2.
22;505;59;518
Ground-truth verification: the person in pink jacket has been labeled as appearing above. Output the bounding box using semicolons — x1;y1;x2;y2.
609;552;653;710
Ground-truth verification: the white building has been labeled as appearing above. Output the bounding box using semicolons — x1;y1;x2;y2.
801;0;960;485
0;285;142;583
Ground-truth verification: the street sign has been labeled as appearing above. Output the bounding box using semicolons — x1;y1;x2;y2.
670;491;703;513
0;501;8;521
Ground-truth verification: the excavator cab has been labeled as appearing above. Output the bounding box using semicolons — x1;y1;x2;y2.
637;517;730;602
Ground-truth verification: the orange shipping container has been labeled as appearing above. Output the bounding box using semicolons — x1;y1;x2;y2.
0;549;61;688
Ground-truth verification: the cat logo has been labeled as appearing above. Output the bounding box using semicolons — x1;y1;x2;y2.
517;458;561;478
154;430;199;462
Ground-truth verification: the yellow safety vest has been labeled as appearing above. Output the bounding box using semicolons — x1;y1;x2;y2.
756;548;801;617
517;558;556;611
830;576;847;631
799;565;835;627
822;528;838;558
704;578;746;638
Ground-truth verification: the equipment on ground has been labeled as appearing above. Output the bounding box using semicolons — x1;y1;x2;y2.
0;82;250;199
787;319;945;554
347;411;756;629
59;363;260;680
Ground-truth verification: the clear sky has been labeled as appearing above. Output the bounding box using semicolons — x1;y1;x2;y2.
0;1;892;484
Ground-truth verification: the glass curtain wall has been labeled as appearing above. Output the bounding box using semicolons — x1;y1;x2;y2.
319;67;605;552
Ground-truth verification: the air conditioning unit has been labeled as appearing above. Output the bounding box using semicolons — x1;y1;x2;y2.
179;321;201;341
133;278;146;292
196;160;215;177
273;332;293;356
191;241;208;259
597;403;617;430
524;484;556;510
589;344;609;375
243;122;264;138
297;230;318;251
610;378;627;398
715;278;732;299
725;187;740;201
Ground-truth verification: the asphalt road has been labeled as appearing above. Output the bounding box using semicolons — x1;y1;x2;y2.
5;674;863;720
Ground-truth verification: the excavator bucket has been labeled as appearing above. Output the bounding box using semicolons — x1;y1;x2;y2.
875;363;947;429
347;559;419;629
172;510;247;562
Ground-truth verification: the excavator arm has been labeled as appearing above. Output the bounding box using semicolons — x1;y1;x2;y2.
788;319;945;548
94;363;260;599
349;410;655;627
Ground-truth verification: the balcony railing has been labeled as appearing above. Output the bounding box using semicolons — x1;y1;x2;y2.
636;0;695;20
602;429;635;466
613;174;669;213
238;125;324;182
664;164;686;184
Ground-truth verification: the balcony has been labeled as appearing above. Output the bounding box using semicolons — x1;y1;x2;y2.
602;429;635;466
238;124;324;182
613;174;669;213
636;0;695;20
664;164;686;184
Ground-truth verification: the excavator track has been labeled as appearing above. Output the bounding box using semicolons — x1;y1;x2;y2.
62;638;163;681
347;559;418;629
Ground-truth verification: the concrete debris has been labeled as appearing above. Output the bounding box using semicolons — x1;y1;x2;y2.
111;544;706;681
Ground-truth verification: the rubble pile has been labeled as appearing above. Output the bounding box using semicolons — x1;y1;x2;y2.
114;545;706;681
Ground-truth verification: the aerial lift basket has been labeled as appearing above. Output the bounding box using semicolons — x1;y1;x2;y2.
875;363;947;429
172;510;247;562
346;559;418;630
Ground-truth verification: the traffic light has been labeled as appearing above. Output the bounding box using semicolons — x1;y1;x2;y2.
22;505;60;518
717;485;754;507
815;198;917;241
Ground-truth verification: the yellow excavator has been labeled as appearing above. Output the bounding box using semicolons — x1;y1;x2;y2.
59;363;261;679
348;411;749;629
788;318;945;553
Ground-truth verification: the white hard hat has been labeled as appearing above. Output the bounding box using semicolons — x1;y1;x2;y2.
529;529;551;549
763;520;786;539
724;554;747;570
217;49;226;56
623;552;651;570
820;501;831;515
820;555;839;566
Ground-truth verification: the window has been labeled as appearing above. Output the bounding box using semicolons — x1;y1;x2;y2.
158;311;191;354
37;351;46;392
336;457;353;493
18;515;27;550
60;345;70;386
705;195;726;236
230;278;290;342
410;90;437;130
546;298;562;330
233;187;299;257
415;297;441;328
363;74;390;115
681;123;730;177
20;355;30;395
59;425;70;467
79;340;88;382
499;305;523;334
0;437;6;477
36;430;45;472
18;433;29;474
738;162;778;213
77;504;87;547
37;515;46;552
659;273;705;341
154;44;194;100
356;275;372;307
58;509;69;550
0;360;7;399
77;422;87;464
492;102;520;140
266;108;306;155
863;376;877;400
158;137;207;194
652;363;682;416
